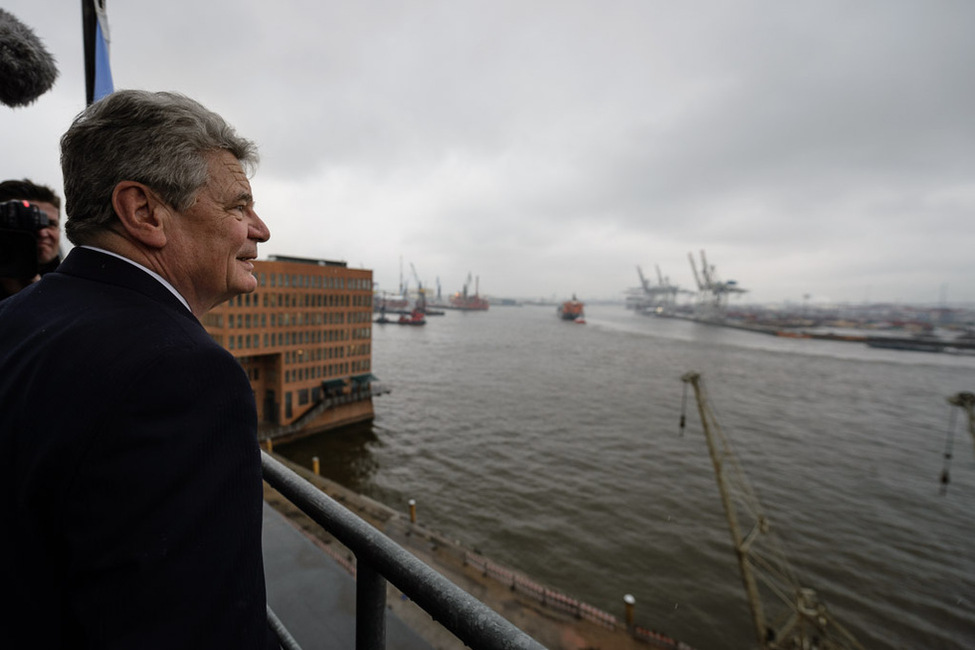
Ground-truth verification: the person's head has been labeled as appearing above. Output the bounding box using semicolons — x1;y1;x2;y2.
0;179;61;265
60;90;270;315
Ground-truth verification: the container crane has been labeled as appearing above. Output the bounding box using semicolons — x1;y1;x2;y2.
638;265;652;293
679;371;863;650
625;266;653;312
627;265;684;313
687;250;747;320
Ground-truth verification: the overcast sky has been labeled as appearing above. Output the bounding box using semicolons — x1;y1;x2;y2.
3;1;974;304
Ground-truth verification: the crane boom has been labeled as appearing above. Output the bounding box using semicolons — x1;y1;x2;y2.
409;262;423;292
700;250;716;287
409;262;427;311
680;371;864;650
637;265;650;291
688;252;704;290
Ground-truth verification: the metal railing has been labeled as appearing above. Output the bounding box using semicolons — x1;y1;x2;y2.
261;451;547;650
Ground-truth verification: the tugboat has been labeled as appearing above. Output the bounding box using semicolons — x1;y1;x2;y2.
557;295;585;323
398;308;426;326
398;290;427;326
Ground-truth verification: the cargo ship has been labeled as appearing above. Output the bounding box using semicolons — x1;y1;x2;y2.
444;273;489;311
558;295;585;322
449;293;489;310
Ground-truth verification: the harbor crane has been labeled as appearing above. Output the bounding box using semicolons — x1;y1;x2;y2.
687;250;747;320
626;264;684;312
409;262;429;312
939;392;975;494
624;267;653;311
947;392;975;455
638;265;651;293
679;371;863;650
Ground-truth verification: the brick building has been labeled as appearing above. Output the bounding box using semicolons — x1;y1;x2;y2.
202;255;379;443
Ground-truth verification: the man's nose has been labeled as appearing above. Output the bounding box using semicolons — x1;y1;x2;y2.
248;210;270;243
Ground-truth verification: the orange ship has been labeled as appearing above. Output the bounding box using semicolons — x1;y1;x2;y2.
557;295;585;322
447;273;489;311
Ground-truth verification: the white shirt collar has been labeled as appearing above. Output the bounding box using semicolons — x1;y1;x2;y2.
79;245;193;314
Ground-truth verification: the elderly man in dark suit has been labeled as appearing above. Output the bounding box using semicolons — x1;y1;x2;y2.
0;90;275;648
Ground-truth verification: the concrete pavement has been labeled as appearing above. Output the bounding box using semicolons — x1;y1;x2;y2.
262;503;434;650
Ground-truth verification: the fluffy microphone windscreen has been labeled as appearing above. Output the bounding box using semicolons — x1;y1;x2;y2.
0;8;59;107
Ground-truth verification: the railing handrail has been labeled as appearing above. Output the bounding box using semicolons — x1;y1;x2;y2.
261;451;547;650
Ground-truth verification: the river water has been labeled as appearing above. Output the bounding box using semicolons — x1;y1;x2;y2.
277;304;975;649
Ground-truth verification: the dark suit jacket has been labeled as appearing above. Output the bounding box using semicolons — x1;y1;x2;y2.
0;247;275;648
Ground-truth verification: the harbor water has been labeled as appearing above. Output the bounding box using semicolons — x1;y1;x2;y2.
278;304;975;649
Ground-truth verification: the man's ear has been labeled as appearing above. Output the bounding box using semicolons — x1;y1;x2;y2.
111;181;169;248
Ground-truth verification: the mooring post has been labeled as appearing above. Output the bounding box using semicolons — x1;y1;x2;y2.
624;594;636;628
312;456;320;475
408;499;417;523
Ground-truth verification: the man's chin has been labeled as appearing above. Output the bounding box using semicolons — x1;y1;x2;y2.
233;275;259;295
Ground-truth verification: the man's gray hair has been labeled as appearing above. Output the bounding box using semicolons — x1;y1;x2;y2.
61;90;258;245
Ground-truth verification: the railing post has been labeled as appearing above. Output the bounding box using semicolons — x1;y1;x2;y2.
356;561;387;650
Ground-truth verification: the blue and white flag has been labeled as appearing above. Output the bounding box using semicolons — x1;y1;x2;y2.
82;0;113;105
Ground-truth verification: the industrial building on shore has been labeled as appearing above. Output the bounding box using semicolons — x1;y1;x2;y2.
202;255;381;444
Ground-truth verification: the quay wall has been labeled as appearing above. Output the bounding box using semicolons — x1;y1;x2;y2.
263;453;693;650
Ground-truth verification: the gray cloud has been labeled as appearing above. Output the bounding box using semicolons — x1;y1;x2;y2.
3;0;973;303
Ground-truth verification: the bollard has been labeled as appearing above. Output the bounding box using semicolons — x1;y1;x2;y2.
265;438;273;453
623;594;636;628
312;456;320;475
408;499;417;524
